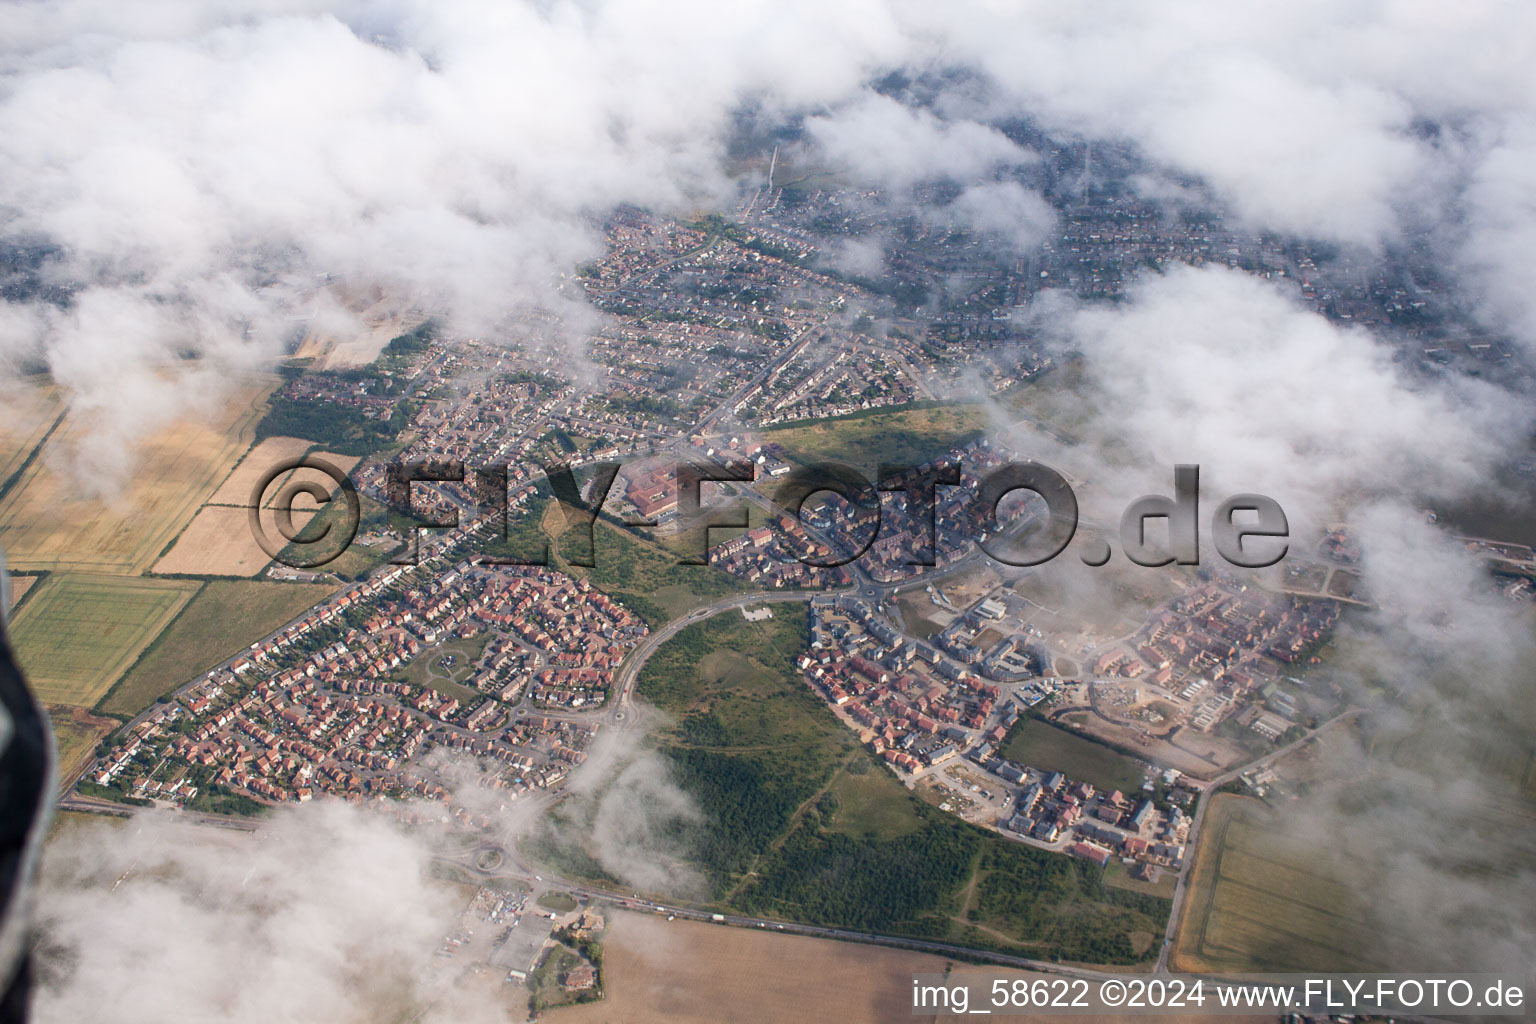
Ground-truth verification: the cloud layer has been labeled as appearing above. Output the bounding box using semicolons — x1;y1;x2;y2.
3;0;1536;440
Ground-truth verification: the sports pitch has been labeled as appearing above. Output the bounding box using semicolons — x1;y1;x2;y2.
8;574;201;708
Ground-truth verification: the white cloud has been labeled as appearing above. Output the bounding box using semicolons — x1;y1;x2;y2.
1060;264;1524;531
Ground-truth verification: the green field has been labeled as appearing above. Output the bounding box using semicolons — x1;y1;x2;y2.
1172;795;1383;972
1001;717;1147;793
540;608;1170;966
9;574;201;707
274;490;399;581
537;891;579;913
484;491;754;628
101;579;338;716
392;633;490;702
762;401;988;471
892;594;947;641
566;517;752;626
822;761;924;840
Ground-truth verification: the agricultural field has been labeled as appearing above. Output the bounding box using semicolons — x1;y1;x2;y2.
1000;717;1148;794
1171;794;1383;972
204;435;316;505
151;505;281;577
102;579;338;717
8;574;200;707
0;375;278;574
156;439;361;577
256;451;360;508
5;573;40;614
1380;706;1536;805
556;910;950;1024
290;311;420;370
0;384;63;498
762;401;988;471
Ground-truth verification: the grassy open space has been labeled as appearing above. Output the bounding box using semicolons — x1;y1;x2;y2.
102;579;338;717
638;611;822;749
262;485;397;582
822;761;924;840
482;490;753;627
551;608;1172;966
392;633;491;702
762;400;988;472
1001;717;1147;793
47;704;119;790
537;891;579;913
1171;794;1383;972
10;574;201;707
1103;857;1178;900
566;516;752;626
0;376;277;574
892;593;947;641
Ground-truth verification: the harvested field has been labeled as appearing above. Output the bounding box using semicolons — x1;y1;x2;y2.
0;385;63;497
256;451;360;508
0;376;278;574
555;910;949;1024
152;504;292;577
556;911;1263;1024
6;573;40;613
1170;794;1383;972
204;436;315;505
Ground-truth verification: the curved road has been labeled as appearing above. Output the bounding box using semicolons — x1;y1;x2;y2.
608;588;850;712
